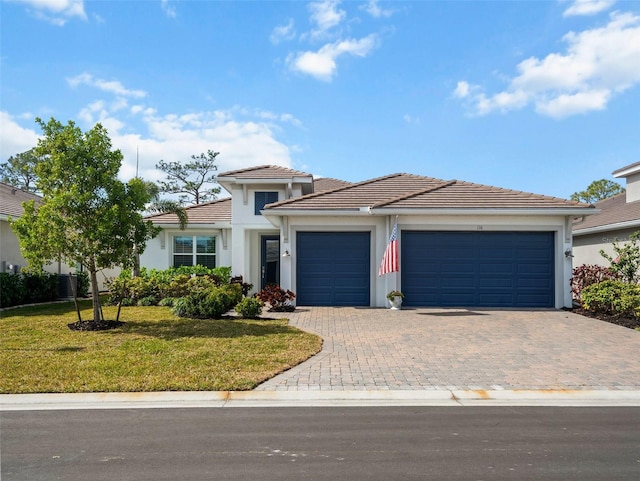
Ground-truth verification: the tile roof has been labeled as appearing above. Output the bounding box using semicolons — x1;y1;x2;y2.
265;173;592;212
146;197;231;224
217;165;313;180
313;177;352;192
0;182;40;218
573;193;640;232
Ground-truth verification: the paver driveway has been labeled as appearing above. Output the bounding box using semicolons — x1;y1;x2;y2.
256;307;640;392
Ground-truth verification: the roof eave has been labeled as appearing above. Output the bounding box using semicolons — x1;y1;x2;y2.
153;222;232;229
573;219;640;236
264;207;598;217
218;176;313;185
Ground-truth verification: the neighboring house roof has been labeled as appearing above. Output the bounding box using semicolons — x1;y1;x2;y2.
264;173;593;214
573;193;640;235
0;182;40;220
612;161;640;178
145;197;232;225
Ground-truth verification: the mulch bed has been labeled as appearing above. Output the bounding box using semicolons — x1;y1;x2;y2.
67;320;126;331
571;308;640;330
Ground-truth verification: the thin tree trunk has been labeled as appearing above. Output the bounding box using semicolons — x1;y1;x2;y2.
69;273;82;323
90;269;101;322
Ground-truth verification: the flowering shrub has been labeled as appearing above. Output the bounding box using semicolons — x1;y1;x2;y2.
600;231;640;283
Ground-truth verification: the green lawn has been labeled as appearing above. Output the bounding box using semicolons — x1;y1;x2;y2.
0;300;322;393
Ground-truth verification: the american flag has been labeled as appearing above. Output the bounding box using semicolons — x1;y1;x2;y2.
378;222;399;276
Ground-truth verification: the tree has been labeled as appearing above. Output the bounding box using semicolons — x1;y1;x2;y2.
0;149;40;192
144;181;188;229
11;118;160;326
571;179;625;204
156;150;221;204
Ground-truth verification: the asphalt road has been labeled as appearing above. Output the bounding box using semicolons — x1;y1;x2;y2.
2;407;639;480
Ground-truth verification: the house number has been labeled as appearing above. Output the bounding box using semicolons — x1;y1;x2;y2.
477;226;483;230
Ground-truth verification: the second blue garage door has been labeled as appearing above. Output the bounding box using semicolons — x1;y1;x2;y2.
296;232;370;306
401;231;555;308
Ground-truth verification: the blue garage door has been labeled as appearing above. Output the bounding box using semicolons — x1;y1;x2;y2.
297;232;370;306
401;231;554;308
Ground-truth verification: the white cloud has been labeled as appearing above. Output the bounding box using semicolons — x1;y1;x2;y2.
1;75;299;187
455;10;640;118
361;0;394;19
270;18;296;44
10;0;87;25
287;34;378;81
453;81;471;98
277;0;389;81
535;89;610;117
563;0;616;17
308;0;346;39
161;0;176;19
67;73;147;98
0;111;40;160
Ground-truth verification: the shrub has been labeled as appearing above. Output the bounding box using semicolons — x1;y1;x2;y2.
172;289;228;319
570;264;620;302
158;297;177;307
600;231;640;283
0;273;25;308
137;296;158;306
106;266;236;308
0;271;60;308
235;297;264;318
256;284;296;312
581;280;640;318
105;276;159;306
22;271;58;304
76;271;90;297
230;275;254;297
221;283;242;308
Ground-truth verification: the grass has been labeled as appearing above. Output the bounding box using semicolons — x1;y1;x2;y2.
0;300;322;393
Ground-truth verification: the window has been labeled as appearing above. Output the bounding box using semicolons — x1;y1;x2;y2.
255;191;279;215
173;235;216;268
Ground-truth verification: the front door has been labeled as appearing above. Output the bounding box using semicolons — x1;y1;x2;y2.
261;235;280;289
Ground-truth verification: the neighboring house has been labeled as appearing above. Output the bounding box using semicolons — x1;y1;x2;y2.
0;181;117;290
0;182;40;274
141;165;595;309
573;162;640;267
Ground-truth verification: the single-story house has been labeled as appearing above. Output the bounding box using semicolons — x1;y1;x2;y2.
141;165;596;309
573;162;640;267
0;181;117;290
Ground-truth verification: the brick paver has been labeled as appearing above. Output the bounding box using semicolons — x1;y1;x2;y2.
255;307;640;392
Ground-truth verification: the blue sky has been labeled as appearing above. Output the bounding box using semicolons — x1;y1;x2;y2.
1;0;639;200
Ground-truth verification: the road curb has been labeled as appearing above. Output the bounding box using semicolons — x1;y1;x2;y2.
2;389;640;410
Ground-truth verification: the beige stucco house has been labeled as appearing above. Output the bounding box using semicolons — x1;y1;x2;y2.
0;182;117;290
573;162;640;267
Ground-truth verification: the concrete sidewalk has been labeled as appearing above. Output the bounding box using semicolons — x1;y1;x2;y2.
2;307;640;410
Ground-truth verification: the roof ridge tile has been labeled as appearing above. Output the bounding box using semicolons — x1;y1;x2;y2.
372;180;456;208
